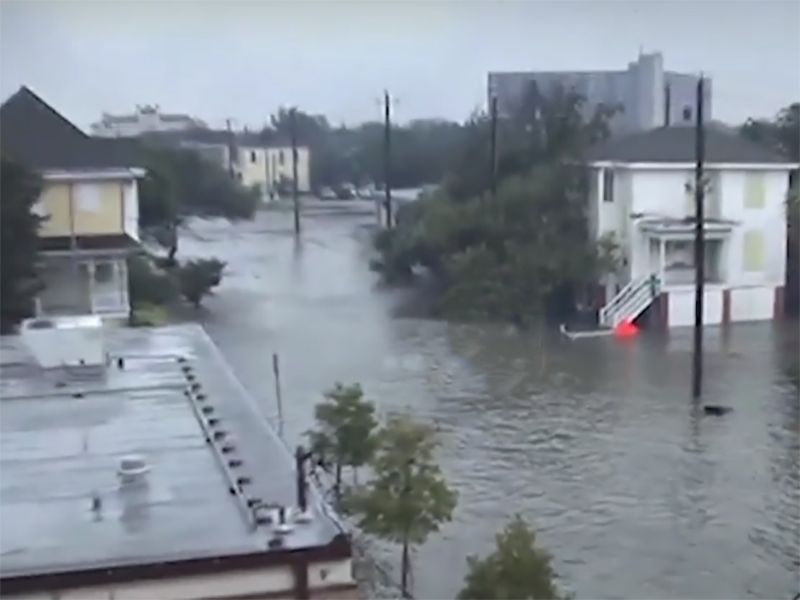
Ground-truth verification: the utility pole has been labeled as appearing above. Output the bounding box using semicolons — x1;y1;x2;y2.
383;90;393;229
290;107;300;235
225;118;235;178
489;95;498;199
692;76;705;399
272;353;284;439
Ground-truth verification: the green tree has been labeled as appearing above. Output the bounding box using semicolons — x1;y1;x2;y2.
307;383;378;494
458;516;565;600
137;143;259;261
371;87;617;324
347;416;457;598
0;159;43;333
177;258;225;308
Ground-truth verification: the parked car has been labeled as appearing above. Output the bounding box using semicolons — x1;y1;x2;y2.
319;186;336;200
334;184;356;200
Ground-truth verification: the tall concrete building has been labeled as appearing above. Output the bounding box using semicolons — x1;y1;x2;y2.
488;52;711;135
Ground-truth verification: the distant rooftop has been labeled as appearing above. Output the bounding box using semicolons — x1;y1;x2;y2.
586;124;795;165
0;324;350;595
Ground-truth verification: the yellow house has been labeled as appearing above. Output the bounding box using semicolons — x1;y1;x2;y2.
174;131;311;200
1;87;144;321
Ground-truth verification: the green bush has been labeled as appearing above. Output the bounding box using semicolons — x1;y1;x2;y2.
129;302;170;327
127;255;178;306
177;258;225;308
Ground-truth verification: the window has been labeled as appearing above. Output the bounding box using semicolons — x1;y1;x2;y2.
682;106;692;122
743;230;764;272
279;150;285;166
74;183;101;213
744;172;765;208
94;262;113;283
250;151;257;163
602;169;614;203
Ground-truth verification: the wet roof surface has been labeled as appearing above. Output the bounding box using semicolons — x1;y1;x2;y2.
0;324;344;578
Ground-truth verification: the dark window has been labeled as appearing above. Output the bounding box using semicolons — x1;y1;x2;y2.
682;106;692;121
279;151;285;166
250;151;257;163
602;169;614;203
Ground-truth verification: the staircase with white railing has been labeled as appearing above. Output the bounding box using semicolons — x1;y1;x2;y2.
599;275;661;329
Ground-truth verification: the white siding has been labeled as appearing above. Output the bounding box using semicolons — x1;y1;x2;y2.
718;169;787;287
623;167;789;289
730;286;774;322
123;180;139;241
667;287;724;327
629;169;692;218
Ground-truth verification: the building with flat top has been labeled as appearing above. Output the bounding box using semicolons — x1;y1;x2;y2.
488;52;710;135
91;105;207;138
585;124;798;328
0;322;359;600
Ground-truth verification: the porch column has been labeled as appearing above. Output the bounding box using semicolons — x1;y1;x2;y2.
659;238;666;284
115;260;127;307
86;260;96;313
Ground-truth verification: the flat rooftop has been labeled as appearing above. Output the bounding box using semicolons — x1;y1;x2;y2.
0;324;346;581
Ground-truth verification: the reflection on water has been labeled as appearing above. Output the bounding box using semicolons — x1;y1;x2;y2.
180;211;799;599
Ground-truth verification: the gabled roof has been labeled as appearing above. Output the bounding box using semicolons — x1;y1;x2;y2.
1;87;141;171
586;123;793;165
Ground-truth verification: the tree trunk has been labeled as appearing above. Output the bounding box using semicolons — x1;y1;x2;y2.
334;463;342;497
401;535;410;598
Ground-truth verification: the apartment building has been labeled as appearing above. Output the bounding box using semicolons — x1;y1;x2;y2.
91;104;207;137
488;52;711;135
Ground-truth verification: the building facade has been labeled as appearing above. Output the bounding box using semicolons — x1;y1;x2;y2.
91;104;207;137
177;132;312;199
1;87;143;322
488;52;711;135
585;125;797;328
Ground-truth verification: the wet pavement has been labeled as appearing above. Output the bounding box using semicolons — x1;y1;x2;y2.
179;209;799;599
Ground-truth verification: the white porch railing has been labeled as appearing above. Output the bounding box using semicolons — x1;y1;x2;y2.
599;275;661;329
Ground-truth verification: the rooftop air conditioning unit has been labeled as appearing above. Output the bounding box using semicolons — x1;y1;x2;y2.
20;315;105;369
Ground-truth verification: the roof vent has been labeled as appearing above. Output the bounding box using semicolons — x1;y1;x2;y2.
274;506;294;535
118;454;149;484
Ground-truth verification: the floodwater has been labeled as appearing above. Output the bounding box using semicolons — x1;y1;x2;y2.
179;207;799;600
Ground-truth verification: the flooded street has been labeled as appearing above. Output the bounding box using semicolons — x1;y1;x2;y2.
180;209;799;600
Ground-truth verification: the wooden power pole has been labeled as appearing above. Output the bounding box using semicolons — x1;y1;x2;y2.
692;76;705;398
489;95;498;199
383;90;393;229
290;108;300;235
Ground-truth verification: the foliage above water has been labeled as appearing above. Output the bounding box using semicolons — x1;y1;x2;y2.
346;415;457;598
0;159;43;333
177;258;226;308
138;144;260;228
458;515;567;600
306;382;378;494
372;84;620;323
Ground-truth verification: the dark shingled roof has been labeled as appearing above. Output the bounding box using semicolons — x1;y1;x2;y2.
586;124;792;164
0;87;142;170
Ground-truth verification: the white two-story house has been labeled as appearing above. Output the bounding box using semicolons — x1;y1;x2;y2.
585;124;798;328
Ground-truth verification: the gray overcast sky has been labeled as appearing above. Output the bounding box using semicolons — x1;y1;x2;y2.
1;0;799;130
